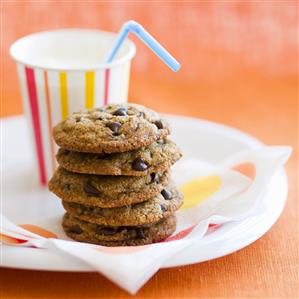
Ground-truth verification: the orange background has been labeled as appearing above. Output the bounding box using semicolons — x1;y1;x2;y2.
1;1;298;298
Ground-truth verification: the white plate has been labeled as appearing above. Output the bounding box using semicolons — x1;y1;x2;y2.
1;115;288;271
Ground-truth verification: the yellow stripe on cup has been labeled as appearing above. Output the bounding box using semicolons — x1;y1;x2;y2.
59;72;68;120
85;71;95;109
180;175;222;209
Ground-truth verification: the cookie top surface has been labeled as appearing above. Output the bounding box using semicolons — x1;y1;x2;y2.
62;213;176;246
56;138;182;176
53;103;170;153
49;167;169;208
62;183;183;226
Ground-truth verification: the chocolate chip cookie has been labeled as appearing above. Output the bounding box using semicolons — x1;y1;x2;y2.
62;213;176;246
53;103;170;154
56;139;181;176
62;183;183;226
49;167;170;208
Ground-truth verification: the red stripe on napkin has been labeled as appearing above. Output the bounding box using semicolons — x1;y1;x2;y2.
163;225;196;242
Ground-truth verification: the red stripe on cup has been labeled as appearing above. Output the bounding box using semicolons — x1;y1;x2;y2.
104;68;110;105
25;67;47;186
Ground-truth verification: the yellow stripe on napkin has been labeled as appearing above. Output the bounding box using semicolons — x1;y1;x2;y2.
180;175;221;209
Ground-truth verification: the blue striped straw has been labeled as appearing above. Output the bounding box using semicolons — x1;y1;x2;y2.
105;20;181;72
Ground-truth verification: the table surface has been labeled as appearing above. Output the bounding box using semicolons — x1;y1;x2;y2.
1;73;298;298
1;2;298;298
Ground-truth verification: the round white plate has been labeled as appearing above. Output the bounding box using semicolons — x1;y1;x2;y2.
1;115;288;271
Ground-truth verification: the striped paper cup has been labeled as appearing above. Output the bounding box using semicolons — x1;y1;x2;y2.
10;29;136;186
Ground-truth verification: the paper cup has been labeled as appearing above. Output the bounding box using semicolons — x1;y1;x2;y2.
10;29;136;186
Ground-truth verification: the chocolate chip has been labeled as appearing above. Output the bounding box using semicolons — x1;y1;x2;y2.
106;122;121;133
132;158;148;171
96;153;109;160
69;225;82;234
123;226;134;233
136;228;145;239
96;226;117;235
94;208;104;216
113;108;127;116
139;111;146;118
161;189;172;200
154;120;163;129
149;151;154;159
63;183;71;191
60;149;70;155
134;123;141;131
161;204;168;212
150;173;159;183
84;182;101;197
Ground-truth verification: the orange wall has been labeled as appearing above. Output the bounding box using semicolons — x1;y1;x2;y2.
2;1;298;117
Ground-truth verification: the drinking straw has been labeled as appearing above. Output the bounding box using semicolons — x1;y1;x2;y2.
105;20;181;72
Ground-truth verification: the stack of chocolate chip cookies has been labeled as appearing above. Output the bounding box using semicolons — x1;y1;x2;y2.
49;103;183;246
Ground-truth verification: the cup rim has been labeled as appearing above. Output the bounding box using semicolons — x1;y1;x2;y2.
9;28;136;72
